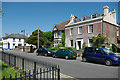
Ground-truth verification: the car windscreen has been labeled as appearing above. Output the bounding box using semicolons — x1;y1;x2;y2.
103;48;114;54
67;49;73;53
44;48;51;51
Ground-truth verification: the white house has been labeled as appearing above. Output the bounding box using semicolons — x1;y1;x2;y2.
2;34;27;49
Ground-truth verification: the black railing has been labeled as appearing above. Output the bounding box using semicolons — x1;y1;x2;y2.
2;51;60;80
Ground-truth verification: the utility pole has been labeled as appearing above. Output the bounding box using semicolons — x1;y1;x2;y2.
38;26;39;49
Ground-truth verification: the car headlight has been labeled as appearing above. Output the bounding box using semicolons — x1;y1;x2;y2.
113;57;118;61
48;51;51;53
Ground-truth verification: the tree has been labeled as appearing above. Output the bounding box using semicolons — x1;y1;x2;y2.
25;29;47;47
92;34;107;47
43;31;52;42
0;8;4;17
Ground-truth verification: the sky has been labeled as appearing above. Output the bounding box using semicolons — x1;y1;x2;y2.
1;2;119;37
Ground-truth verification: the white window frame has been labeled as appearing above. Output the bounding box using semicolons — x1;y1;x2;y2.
70;28;73;35
78;26;82;34
88;24;93;33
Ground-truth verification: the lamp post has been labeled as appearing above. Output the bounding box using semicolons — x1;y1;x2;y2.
38;26;39;49
21;30;25;52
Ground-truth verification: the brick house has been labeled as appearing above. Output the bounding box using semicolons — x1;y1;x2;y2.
65;6;119;50
52;20;70;47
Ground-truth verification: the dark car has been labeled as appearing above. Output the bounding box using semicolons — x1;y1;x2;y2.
82;47;120;66
36;48;53;56
53;49;77;60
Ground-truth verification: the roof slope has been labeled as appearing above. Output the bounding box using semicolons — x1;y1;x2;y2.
3;34;27;39
54;20;70;31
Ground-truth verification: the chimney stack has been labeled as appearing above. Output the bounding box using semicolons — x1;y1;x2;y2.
5;33;8;37
103;6;109;15
112;8;116;23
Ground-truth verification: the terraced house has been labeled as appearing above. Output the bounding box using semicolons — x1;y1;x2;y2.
52;20;70;47
65;6;119;50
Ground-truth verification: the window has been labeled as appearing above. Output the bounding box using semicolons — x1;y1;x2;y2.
84;47;94;53
88;25;93;33
18;44;22;46
89;39;93;47
13;44;15;46
59;31;62;38
70;40;73;47
70;28;73;35
19;39;21;42
78;27;82;34
95;48;104;54
13;38;15;42
117;30;119;37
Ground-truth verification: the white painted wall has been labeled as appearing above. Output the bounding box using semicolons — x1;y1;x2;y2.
2;38;24;49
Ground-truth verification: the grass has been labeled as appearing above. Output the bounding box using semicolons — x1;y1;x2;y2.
0;60;20;79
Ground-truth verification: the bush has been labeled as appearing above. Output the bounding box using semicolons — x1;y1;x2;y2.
50;47;59;50
112;44;117;52
65;47;73;50
57;43;63;48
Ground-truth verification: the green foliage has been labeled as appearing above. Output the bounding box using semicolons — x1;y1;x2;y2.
43;31;52;42
57;43;63;48
0;60;20;78
82;42;88;50
0;42;3;46
44;41;52;48
0;8;4;17
25;29;46;47
65;47;73;50
62;32;65;47
49;47;59;50
92;34;107;47
112;44;117;52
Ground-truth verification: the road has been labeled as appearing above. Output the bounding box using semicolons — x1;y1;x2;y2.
1;50;119;79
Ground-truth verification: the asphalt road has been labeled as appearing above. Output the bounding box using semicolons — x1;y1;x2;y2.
1;50;119;79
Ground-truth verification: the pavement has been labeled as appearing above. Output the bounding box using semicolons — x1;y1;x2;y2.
1;50;120;79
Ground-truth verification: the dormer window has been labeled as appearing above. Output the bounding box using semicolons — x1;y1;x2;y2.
13;38;15;42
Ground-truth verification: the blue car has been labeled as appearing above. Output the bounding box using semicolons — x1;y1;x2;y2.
82;47;120;66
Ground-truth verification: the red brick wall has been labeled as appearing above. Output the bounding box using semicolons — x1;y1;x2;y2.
65;22;102;47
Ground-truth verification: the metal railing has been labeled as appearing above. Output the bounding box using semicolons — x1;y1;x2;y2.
2;51;60;80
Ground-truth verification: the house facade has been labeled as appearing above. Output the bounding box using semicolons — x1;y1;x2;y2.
65;6;119;50
2;34;26;49
52;20;70;47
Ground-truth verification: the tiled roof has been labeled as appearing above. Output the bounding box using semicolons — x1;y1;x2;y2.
3;34;27;39
54;20;70;30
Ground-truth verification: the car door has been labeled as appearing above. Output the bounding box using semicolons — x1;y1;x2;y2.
94;48;105;63
60;49;67;57
85;47;96;61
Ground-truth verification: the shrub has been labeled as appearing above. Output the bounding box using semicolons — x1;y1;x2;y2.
65;47;73;50
50;47;59;50
112;44;117;52
57;43;63;48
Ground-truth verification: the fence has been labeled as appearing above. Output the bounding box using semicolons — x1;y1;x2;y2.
2;51;60;80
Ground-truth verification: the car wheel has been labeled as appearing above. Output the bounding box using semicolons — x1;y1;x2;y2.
105;59;112;66
65;55;69;60
53;54;56;58
36;53;39;56
82;57;87;62
45;53;48;56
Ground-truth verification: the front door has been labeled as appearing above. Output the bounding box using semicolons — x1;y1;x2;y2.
78;41;81;49
8;43;10;49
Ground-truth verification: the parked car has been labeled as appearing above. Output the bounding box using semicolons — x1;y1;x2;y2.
82;47;120;66
53;49;77;59
36;48;53;56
